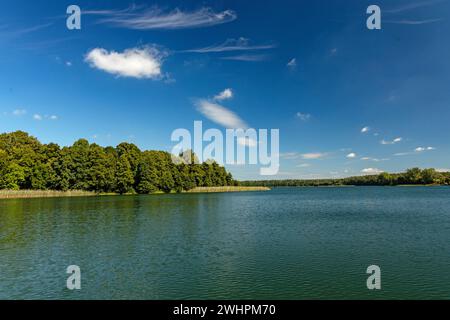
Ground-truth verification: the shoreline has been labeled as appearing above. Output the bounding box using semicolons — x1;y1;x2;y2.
2;185;445;199
265;184;447;188
0;190;97;199
0;186;271;200
184;186;271;193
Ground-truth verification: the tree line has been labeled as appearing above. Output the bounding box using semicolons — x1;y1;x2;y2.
241;168;450;187
0;131;237;193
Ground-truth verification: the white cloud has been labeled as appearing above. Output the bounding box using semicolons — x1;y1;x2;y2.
301;153;327;160
195;99;247;129
415;146;435;152
381;137;402;145
361;168;383;174
12;109;27;116
49;115;58;120
85;46;165;79
296;112;311;121
296;163;311;168
214;88;233;101
436;168;450;173
33;114;43;121
280;152;300;160
92;6;237;30
66;61;72;67
185;37;275;53
287;58;297;69
361;126;370;133
346;152;356;158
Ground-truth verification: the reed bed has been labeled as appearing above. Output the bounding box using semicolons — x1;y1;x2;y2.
0;190;96;199
185;186;270;193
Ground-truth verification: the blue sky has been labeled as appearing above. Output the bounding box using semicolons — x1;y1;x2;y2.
1;0;449;180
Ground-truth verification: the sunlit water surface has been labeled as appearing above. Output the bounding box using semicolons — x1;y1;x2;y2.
1;187;450;299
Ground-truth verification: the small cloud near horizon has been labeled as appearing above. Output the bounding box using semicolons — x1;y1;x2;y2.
381;137;402;145
361;168;383;174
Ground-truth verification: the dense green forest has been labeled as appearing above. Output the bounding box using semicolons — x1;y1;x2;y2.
241;168;450;187
0;131;237;193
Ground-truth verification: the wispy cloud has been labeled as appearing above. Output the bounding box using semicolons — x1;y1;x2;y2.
296;112;311;121
385;0;444;13
33;114;43;121
361;126;370;133
221;54;270;62
280;152;301;160
12;109;27;116
0;23;52;39
301;153;327;160
381;137;402;145
394;146;435;156
214;88;233;101
185;37;275;53
361;157;389;162
287;58;297;69
85;46;166;79
195;99;247;129
383;0;443;25
91;6;237;30
281;151;329;160
384;18;442;25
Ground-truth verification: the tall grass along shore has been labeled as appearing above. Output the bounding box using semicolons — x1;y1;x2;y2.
0;187;270;199
0;190;96;199
185;186;270;193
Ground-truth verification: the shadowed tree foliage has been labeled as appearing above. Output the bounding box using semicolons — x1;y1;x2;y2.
0;131;236;194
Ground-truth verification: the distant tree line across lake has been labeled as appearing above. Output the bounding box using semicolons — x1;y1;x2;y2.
0;131;237;194
241;168;450;187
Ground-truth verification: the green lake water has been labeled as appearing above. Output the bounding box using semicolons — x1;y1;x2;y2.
1;186;450;299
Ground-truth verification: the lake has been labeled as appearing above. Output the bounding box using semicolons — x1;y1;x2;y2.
1;187;450;299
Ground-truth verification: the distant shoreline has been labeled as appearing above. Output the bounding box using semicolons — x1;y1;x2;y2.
268;184;446;188
184;186;271;193
0;186;271;199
